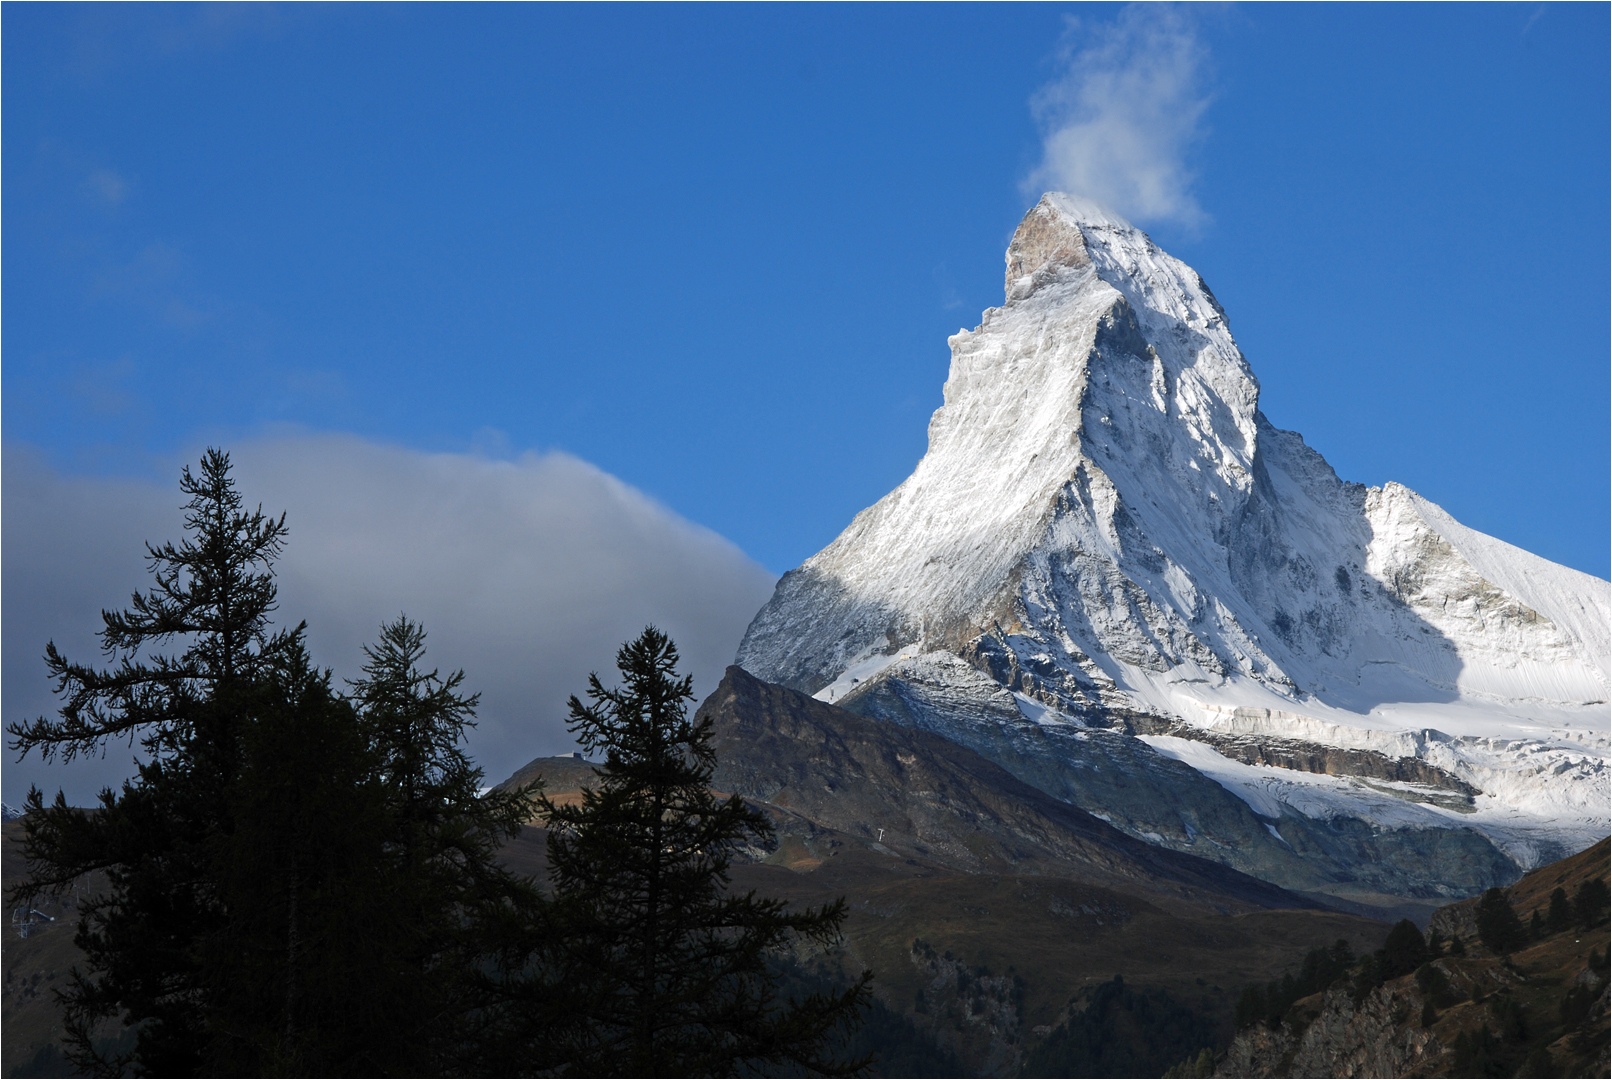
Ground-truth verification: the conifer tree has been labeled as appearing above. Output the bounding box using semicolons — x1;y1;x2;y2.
203;641;391;1073
1380;918;1430;980
9;449;297;1074
8;452;539;1075
1547;886;1574;933
1573;876;1609;927
345;616;539;1071
205;619;541;1074
530;627;871;1077
1474;888;1527;955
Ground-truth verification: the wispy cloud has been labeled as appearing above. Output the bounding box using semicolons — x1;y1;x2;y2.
82;169;128;207
3;437;777;804
1024;4;1212;229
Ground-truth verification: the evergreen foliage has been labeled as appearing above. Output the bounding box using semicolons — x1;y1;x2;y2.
1560;981;1598;1027
1474;888;1527;954
1233;940;1354;1029
1160;1046;1215;1078
772;957;964;1078
342;616;538;1071
1379;919;1430;980
7;451;538;1076
202;643;391;1073
1572;876;1608;927
9;450;300;1074
518;627;872;1077
1547;886;1573;933
1446;995;1535;1077
1023;975;1216;1079
1450;1022;1504;1077
1415;962;1456;1008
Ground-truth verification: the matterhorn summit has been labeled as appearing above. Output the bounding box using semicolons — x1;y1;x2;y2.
738;194;1610;912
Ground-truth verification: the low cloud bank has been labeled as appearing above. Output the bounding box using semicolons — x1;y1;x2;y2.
3;436;778;805
1025;4;1211;229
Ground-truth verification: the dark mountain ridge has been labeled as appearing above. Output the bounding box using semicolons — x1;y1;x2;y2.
699;665;1311;916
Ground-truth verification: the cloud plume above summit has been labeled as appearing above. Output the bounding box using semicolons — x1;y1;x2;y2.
1025;4;1211;229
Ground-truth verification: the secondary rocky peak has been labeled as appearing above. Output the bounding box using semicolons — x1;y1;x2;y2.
1004;194;1092;302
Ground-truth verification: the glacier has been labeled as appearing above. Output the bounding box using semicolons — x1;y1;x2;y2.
737;193;1610;910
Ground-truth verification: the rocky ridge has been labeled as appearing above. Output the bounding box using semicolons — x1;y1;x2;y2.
698;665;1311;913
737;193;1611;907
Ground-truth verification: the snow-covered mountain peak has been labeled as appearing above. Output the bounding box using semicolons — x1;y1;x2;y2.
737;195;1610;898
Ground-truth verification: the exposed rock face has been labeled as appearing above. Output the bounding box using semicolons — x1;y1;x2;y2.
737;193;1610;904
908;940;1024;1077
1216;981;1445;1079
697;666;1311;913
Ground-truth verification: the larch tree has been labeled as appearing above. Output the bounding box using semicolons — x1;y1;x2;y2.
524;627;872;1077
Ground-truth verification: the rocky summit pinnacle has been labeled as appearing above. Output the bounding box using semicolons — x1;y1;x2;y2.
737;193;1610;912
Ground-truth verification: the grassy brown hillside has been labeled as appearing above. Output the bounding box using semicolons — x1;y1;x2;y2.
1428;837;1610;950
495;783;1386;1077
2;820;131;1079
503;669;1397;1078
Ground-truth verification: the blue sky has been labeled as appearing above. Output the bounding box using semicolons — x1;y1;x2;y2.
3;4;1608;801
7;2;1608;577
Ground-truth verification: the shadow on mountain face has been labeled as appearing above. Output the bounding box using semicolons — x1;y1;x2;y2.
821;654;1518;906
1232;416;1464;714
700;666;1312;915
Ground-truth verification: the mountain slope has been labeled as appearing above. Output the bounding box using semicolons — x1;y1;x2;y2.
1216;839;1610;1079
737;193;1610;906
496;675;1393;1077
699;665;1310;913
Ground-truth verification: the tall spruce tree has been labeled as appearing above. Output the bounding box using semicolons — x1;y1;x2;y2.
345;616;539;1072
530;628;871;1077
9;449;298;1074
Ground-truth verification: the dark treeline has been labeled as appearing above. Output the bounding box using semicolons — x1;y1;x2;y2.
8;450;869;1078
1022;974;1217;1079
1232;938;1357;1031
1214;882;1611;1079
1232;878;1611;1040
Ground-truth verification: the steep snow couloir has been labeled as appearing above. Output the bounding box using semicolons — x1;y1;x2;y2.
738;194;1610;910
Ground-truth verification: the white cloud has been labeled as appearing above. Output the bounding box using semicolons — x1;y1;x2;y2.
1025;4;1211;229
3;436;778;805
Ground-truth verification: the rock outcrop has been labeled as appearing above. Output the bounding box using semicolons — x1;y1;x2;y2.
1215;839;1611;1078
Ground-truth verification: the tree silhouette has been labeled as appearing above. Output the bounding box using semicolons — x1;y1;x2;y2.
530;627;871;1077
